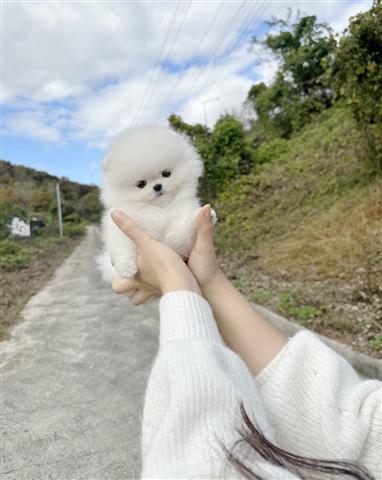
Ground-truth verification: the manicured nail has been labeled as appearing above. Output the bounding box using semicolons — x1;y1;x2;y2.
111;210;125;222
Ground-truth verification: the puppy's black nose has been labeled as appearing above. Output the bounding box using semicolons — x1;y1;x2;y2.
153;184;162;192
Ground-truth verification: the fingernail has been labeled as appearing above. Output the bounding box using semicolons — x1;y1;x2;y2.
111;210;125;222
204;204;211;219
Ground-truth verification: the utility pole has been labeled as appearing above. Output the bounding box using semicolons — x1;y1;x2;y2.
56;182;63;239
202;97;220;126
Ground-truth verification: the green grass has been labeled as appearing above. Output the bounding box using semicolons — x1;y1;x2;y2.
247;284;324;326
63;221;87;237
277;291;323;325
368;334;382;352
249;289;274;303
0;239;36;270
0;220;88;273
1;233;84;340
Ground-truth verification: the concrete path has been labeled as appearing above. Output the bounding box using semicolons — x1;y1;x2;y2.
1;226;159;479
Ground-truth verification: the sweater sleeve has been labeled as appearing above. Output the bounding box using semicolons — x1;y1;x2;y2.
255;330;382;479
140;291;298;480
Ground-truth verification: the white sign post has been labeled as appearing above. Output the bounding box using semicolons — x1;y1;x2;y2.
56;182;63;238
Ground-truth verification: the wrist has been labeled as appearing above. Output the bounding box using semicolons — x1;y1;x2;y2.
161;268;202;296
201;268;227;299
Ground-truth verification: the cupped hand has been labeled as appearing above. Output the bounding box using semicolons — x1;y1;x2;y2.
186;204;220;289
110;210;201;304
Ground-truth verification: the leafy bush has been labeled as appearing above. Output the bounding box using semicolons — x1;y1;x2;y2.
64;222;87;237
247;14;337;141
253;138;289;167
369;333;382;352
334;0;382;171
64;212;81;223
0;239;34;270
211;115;252;179
169;114;252;200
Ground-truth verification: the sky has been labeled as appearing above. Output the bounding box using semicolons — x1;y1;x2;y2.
1;0;372;186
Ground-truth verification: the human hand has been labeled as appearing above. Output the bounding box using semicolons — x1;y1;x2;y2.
187;204;221;292
110;210;201;304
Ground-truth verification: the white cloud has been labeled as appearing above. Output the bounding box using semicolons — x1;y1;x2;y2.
330;1;372;34
3;0;373;144
5;107;63;143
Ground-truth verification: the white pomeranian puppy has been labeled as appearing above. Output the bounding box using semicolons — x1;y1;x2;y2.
97;125;216;283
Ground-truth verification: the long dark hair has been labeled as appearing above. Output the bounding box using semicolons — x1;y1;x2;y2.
221;402;375;480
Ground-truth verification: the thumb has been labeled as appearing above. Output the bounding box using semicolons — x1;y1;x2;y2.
194;204;215;254
111;210;150;248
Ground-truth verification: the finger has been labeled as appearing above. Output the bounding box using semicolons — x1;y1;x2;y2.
112;277;141;294
129;288;157;306
111;210;151;248
194;204;215;254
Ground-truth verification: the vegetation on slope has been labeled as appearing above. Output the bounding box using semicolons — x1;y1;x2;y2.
0;235;83;339
0;161;102;339
214;107;381;357
0;160;101;239
169;4;382;357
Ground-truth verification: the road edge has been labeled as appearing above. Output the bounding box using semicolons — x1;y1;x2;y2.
252;303;382;380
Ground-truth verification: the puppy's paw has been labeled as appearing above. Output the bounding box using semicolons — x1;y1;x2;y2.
113;257;138;279
210;208;218;225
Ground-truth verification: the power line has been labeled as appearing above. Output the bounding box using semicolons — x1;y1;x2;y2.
199;1;265;95
130;1;182;128
136;0;193;126
157;0;226;121
200;0;270;98
179;0;249;104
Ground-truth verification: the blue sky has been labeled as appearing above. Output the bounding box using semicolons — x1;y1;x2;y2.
3;136;102;185
2;1;371;186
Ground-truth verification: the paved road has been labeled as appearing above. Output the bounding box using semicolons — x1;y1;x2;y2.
1;226;159;479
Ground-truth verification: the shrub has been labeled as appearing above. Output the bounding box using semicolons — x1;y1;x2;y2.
253;138;289;167
369;333;382;352
0;239;33;270
209;116;253;194
64;222;86;237
64;212;81;223
334;0;382;171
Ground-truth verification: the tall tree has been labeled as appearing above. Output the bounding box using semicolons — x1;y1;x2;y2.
333;0;382;171
247;14;337;139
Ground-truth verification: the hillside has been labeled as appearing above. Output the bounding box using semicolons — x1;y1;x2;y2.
0;160;101;236
214;107;382;357
0;160;102;339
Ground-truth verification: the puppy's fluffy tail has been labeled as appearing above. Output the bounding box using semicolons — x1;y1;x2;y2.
95;249;121;284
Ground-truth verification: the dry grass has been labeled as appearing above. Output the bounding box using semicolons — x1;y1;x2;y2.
0;235;83;339
214;107;382;357
259;183;382;280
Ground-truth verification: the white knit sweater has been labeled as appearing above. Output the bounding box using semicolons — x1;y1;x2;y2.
140;291;382;479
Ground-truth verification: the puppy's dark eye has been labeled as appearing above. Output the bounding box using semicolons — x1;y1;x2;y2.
161;170;171;178
136;180;147;189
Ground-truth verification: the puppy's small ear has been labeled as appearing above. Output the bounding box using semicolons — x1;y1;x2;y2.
102;154;112;171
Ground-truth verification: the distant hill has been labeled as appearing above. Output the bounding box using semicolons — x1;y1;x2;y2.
0;160;101;238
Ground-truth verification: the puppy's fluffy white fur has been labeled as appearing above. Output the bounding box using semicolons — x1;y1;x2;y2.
97;125;214;283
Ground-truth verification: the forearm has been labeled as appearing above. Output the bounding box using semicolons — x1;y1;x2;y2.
202;269;287;376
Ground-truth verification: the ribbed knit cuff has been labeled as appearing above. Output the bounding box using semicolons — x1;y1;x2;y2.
159;290;223;346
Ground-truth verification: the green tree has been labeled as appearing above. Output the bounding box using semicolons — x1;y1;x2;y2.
168;114;214;201
247;14;337;140
211;115;252;179
79;189;102;222
168;114;251;200
333;0;382;171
